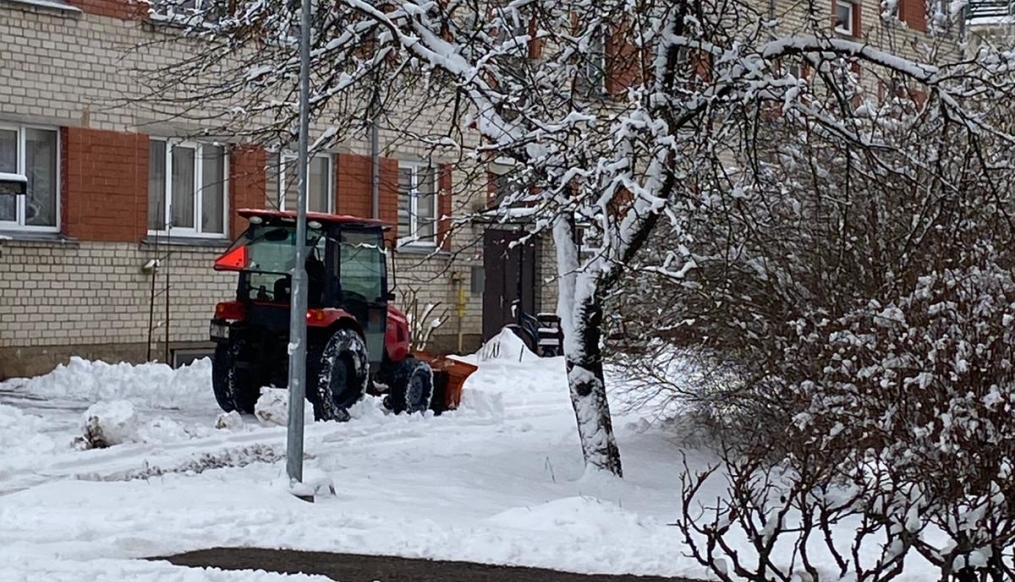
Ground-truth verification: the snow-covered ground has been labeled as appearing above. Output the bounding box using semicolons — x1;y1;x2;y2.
0;331;939;581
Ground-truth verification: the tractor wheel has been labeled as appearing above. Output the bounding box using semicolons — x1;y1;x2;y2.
314;328;369;421
388;357;435;415
211;338;258;414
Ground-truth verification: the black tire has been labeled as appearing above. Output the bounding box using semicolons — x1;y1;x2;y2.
388;357;435;415
314;328;369;421
211;339;258;414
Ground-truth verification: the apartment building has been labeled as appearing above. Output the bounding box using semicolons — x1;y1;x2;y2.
0;0;569;379
0;0;953;379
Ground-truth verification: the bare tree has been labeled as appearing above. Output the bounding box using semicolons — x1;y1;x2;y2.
140;0;1014;478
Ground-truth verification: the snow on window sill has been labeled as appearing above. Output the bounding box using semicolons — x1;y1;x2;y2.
0;230;79;246
395;244;450;258
141;235;230;249
3;0;82;14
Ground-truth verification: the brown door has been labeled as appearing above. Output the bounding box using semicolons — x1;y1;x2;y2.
482;229;538;341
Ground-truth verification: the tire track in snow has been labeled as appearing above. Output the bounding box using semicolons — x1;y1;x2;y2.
0;410;505;496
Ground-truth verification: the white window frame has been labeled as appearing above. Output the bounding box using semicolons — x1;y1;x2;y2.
278;153;334;214
0;123;60;233
835;0;856;36
147;138;229;239
398;160;438;248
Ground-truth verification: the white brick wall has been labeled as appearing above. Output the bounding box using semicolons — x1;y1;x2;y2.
0;240;233;349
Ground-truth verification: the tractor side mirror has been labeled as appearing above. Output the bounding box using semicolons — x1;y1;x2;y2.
385;291;397;301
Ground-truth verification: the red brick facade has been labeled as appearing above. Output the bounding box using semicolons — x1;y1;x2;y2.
899;0;927;32
336;154;400;243
229;145;267;238
65;0;142;20
57;129;447;247
335;154;373;218
62;127;149;243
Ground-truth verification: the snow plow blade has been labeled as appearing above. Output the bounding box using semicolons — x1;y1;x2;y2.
413;351;478;413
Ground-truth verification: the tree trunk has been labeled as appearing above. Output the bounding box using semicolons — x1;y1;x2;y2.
554;218;623;477
566;294;623;476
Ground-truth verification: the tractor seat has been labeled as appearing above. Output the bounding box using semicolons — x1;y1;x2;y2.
274;277;291;303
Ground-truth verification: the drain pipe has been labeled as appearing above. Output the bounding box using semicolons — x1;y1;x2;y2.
370;72;381;219
371;119;380;218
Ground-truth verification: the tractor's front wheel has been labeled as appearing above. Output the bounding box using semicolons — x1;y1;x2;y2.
314;328;369;421
211;338;258;414
388;357;435;415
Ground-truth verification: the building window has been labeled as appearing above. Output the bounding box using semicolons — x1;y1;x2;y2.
579;26;608;96
148;139;227;237
835;0;857;36
398;161;436;246
279;154;333;214
0;125;59;231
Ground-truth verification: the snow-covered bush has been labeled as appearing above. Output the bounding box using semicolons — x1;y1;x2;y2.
669;79;1015;580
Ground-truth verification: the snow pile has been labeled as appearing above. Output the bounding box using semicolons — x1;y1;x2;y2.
79;400;139;448
8;357;217;410
77;400;210;449
286;465;336;499
215;410;244;430
255;387;315;427
488;497;650;537
476;327;539;362
457;388;505;418
0;403;57;457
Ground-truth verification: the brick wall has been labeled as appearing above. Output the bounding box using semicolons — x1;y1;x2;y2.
335;154;373;218
0;239;234;378
229;145;267;238
62;127;148;242
65;0;141;20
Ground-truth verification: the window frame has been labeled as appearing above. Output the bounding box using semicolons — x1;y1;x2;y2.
0;123;61;233
147;138;229;239
278;152;335;214
834;0;857;36
585;26;609;96
397;160;438;248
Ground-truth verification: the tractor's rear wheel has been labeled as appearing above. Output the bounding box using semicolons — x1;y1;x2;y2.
212;338;258;414
314;328;369;421
388;357;435;415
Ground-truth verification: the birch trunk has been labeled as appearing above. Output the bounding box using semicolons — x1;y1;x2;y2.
554;218;623;477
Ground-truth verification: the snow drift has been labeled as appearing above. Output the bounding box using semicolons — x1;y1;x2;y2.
6;357;217;410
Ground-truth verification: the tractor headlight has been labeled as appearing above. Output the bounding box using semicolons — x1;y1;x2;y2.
210;321;230;341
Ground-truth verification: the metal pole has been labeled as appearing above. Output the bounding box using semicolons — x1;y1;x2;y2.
164;229;171;365
286;0;312;486
370;86;380;219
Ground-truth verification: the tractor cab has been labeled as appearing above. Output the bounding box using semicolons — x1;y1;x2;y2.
213;209;399;368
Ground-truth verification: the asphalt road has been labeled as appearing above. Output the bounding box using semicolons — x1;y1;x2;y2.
158;548;698;582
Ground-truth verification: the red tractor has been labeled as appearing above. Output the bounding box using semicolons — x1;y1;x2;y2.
209;209;473;421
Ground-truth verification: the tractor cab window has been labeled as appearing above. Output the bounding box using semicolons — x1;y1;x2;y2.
337;230;385;303
236;224;327;304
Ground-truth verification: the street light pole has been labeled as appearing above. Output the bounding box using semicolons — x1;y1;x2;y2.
286;0;313;487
